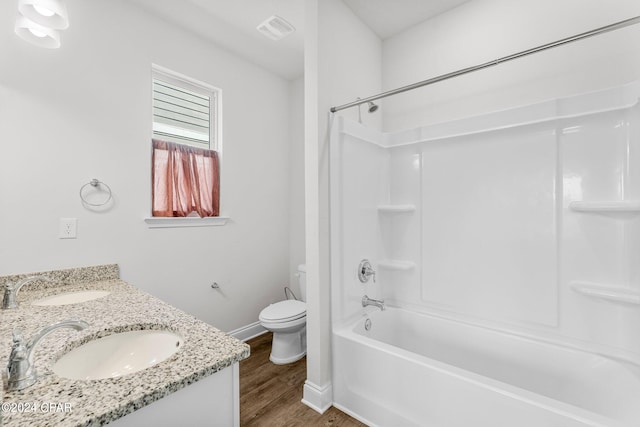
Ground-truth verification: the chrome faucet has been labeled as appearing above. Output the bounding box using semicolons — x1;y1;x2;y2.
358;259;376;283
362;295;385;311
6;319;89;391
2;275;53;309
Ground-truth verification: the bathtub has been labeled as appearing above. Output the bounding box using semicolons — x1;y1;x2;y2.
332;308;640;427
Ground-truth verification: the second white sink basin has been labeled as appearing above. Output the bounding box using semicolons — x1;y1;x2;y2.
52;330;183;380
32;290;111;306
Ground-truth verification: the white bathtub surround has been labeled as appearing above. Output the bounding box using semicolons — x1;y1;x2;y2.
0;265;249;426
330;83;640;426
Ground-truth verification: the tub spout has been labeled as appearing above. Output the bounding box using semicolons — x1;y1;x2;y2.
362;295;385;311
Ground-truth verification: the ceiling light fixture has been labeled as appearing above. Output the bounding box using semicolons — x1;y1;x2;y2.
18;0;69;30
33;5;55;17
14;13;61;49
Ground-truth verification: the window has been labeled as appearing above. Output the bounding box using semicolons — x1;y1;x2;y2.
151;65;222;219
152;65;220;150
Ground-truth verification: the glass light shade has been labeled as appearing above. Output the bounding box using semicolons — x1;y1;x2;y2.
33;5;55;16
28;27;48;37
18;0;68;30
15;14;61;49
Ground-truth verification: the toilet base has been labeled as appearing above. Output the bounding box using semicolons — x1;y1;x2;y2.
269;326;306;365
269;350;306;365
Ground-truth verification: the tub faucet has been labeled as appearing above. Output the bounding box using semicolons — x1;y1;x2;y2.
2;275;53;309
362;295;385;311
6;319;89;391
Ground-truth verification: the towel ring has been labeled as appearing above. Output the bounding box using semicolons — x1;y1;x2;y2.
80;179;112;207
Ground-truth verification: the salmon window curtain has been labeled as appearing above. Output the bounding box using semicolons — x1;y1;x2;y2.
152;139;220;217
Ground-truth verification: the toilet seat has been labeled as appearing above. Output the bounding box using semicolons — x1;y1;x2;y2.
259;300;306;323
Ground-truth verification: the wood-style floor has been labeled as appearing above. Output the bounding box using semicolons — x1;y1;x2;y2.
240;333;367;427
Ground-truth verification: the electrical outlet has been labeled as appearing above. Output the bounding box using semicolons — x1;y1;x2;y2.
59;218;77;239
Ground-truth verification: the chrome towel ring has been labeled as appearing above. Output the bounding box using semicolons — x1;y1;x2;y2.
80;179;112;207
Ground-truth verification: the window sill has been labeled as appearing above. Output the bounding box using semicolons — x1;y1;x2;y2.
144;216;229;228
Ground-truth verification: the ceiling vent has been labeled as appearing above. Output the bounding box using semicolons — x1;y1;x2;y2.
256;15;295;41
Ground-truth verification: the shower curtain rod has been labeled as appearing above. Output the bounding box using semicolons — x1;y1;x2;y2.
330;15;640;113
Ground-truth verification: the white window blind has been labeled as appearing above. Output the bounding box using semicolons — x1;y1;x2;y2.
152;75;217;150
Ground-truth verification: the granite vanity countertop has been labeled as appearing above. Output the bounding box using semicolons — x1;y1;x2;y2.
0;265;250;427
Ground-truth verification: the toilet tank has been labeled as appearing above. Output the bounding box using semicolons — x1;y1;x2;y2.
297;264;307;302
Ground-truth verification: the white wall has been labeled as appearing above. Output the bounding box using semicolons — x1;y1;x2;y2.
0;0;298;333
304;0;381;412
289;76;306;292
382;0;640;131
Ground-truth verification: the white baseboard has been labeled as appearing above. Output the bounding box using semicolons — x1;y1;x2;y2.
332;402;375;426
301;380;333;414
227;321;267;342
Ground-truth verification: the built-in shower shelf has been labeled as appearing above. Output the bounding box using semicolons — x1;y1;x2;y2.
569;201;640;213
571;281;640;305
377;204;416;213
378;260;415;271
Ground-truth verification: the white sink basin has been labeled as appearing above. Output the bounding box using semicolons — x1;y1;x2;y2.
52;330;183;380
32;290;111;306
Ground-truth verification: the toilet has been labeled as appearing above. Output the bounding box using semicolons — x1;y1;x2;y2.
259;264;307;364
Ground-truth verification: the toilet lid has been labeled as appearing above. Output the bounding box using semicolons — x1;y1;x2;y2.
260;300;306;322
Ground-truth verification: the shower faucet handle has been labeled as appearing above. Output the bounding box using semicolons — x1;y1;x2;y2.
358;259;376;283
